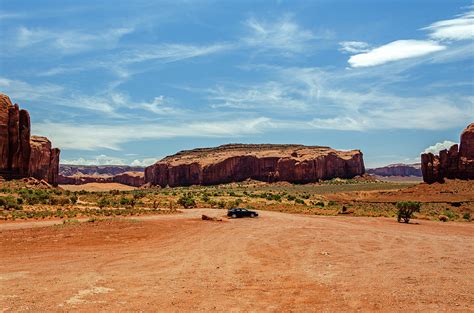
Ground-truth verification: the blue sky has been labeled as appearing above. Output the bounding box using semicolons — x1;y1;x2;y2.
0;0;473;167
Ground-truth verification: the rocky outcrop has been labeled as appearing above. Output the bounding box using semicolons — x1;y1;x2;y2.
0;94;60;185
59;165;144;177
58;171;144;187
421;123;474;183
113;172;144;186
145;144;365;187
367;164;422;177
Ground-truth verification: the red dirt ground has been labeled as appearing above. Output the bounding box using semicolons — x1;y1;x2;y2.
1;209;473;312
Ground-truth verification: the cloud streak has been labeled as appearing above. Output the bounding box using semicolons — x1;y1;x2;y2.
423;7;474;41
348;40;446;68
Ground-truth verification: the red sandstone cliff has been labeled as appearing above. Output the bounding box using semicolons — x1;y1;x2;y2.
145;144;365;187
421;123;474;183
0;94;60;185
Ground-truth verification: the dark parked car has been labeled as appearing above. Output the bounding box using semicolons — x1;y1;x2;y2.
227;208;258;218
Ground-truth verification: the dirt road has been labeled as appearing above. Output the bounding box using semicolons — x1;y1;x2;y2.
1;209;473;312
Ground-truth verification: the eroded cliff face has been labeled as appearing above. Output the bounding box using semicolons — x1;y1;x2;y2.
0;94;60;185
421;123;474;183
145;144;365;187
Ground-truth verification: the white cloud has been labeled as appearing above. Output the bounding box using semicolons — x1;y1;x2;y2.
33;117;274;150
338;41;370;54
61;155;157;166
130;158;158;166
14;26;134;54
423;140;458;154
348;40;446;67
243;16;315;55
61;155;127;166
423;8;474;41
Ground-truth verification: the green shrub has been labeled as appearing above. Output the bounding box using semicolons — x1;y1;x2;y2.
396;201;421;223
0;196;22;210
463;212;471;221
69;194;78;204
50;196;70;206
177;193;196;208
97;197;110;209
295;198;305;205
201;193;210;202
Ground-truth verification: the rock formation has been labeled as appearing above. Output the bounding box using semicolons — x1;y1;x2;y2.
58;165;145;187
59;165;144;177
0;94;60;185
367;163;421;177
58;171;144;187
421;123;474;183
145;144;365;187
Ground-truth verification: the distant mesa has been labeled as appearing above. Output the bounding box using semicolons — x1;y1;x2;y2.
145;144;365;187
58;165;145;187
421;123;474;183
367;163;422;177
0;93;60;186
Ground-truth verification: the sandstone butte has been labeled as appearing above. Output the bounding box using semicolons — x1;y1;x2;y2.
145;144;365;187
58;171;145;187
0;93;60;185
421;123;474;183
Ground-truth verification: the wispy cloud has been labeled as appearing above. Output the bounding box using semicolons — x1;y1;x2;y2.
33;117;274;150
13;26;134;54
0;11;27;20
207;82;309;110
423;7;474;41
0;77;64;101
338;41;370;54
348;40;446;68
194;65;473;131
243;15;316;56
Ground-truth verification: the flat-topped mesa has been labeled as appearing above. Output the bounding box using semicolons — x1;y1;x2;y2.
145;144;365;187
0;93;60;185
421;123;474;183
367;163;422;177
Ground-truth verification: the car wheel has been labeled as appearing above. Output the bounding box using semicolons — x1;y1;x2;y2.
250;213;255;218
231;214;237;218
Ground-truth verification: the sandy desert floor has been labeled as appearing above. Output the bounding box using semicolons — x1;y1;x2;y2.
60;183;137;192
1;209;473;312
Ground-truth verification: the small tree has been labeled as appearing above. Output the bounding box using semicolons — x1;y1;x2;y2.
396;201;421;223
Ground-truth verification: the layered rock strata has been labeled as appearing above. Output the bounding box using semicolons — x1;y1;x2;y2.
0;94;60;185
145;144;365;187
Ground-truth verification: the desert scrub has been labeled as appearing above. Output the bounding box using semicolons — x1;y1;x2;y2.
177;193;196;208
396;201;421;223
0;196;22;210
